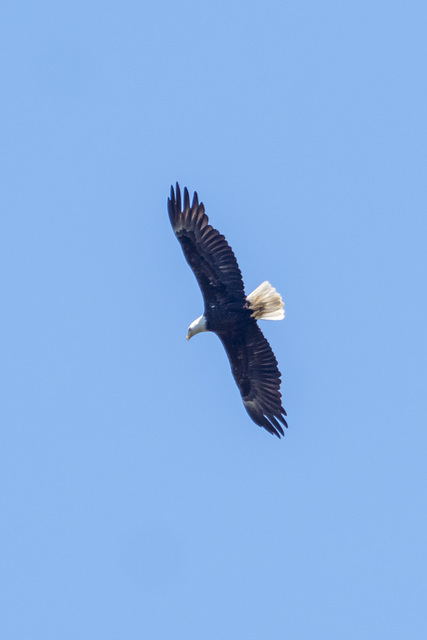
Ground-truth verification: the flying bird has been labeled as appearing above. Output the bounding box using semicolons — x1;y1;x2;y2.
168;183;287;438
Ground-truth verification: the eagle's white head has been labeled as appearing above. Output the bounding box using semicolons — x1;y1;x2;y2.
186;314;207;340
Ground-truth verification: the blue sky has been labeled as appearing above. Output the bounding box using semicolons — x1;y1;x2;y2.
1;1;426;638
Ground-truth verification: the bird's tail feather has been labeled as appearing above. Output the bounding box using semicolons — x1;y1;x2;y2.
246;281;285;321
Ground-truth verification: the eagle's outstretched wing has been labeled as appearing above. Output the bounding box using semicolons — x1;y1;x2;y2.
218;322;288;438
168;183;246;308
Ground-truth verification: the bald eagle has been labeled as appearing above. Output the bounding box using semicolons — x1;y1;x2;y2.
168;183;287;438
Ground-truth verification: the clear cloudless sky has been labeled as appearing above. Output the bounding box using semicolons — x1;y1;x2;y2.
1;1;426;638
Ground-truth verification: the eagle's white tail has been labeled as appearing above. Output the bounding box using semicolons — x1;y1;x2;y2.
246;281;285;321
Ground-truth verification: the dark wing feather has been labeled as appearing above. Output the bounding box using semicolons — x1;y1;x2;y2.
218;321;288;438
168;183;246;307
